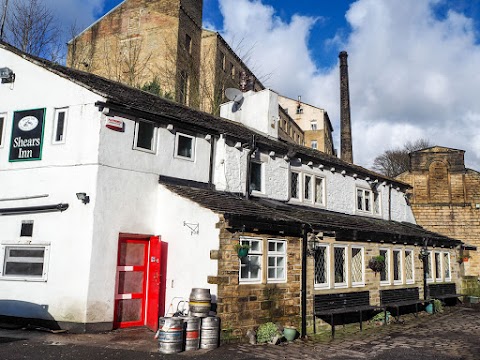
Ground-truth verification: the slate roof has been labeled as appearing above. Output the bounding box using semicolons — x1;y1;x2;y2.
160;178;461;247
2;40;408;188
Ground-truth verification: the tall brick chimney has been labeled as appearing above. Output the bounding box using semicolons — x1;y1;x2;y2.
339;51;353;163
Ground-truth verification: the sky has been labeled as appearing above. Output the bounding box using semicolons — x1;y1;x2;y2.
40;0;480;170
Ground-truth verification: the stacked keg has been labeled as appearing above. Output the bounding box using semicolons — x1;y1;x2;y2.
158;288;220;353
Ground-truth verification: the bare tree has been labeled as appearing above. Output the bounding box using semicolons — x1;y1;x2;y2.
3;0;61;60
372;138;432;177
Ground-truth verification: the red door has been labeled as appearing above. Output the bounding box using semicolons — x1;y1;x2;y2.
114;236;166;330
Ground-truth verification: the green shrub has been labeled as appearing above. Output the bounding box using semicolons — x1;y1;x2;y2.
256;322;280;343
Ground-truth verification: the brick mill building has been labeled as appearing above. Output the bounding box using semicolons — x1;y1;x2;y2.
397;146;480;277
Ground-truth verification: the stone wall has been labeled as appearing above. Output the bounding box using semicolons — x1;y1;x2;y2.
397;147;480;278
211;220;302;339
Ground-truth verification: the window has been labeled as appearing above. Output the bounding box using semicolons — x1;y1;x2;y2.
296;107;303;114
310;121;317;131
304;175;312;201
250;162;263;192
314;245;329;288
239;238;262;283
220;52;226;71
314;177;325;205
291;172;300;199
267;239;286;282
134;120;156;152
1;245;49;281
52;108;67;144
373;191;381;215
311;140;317;150
175;133;195;160
356;188;372;213
229;62;235;78
434;252;442;282
334;245;347;288
351;246;364;286
179;71;189;105
0;113;5;147
185;34;191;54
426;251;433;282
405;249;414;284
393;249;403;284
443;252;451;281
380;249;390;285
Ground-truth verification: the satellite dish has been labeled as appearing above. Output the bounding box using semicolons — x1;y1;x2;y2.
225;88;244;103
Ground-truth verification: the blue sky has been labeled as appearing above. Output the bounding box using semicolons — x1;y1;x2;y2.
36;0;480;170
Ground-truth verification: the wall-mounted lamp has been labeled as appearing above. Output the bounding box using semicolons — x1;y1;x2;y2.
319;164;324;170
269;151;276;158
234;142;242;149
166;124;174;132
341;170;346;176
307;161;313;167
204;134;212;141
76;192;90;205
0;67;15;84
330;167;336;172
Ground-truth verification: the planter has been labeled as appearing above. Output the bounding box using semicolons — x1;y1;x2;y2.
425;303;433;314
463;257;470;262
237;248;249;258
283;327;297;341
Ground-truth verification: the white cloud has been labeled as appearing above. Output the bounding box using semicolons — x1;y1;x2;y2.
218;0;480;170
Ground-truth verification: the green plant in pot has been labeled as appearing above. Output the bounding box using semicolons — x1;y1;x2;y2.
368;255;385;275
234;243;250;258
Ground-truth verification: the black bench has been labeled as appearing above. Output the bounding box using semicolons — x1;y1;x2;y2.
313;291;382;338
380;287;426;321
428;283;465;303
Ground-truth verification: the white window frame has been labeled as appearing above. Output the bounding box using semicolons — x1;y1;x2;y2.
392;248;403;285
239;237;263;284
434;251;443;282
290;171;301;200
351;245;365;287
0;244;50;282
379;248;391;286
314;176;325;206
333;244;348;289
250;161;264;194
267;239;287;283
52;108;68;144
311;140;318;149
405;249;415;284
443;252;452;282
310;121;317;131
373;190;382;216
133;119;157;153
304;174;313;203
356;188;372;214
426;251;434;283
174;132;195;161
314;244;330;289
0;112;6;148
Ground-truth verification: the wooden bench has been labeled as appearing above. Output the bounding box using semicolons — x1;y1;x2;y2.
380;287;426;321
313;291;382;338
428;283;465;303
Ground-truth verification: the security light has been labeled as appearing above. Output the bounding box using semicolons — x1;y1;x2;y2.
76;192;90;204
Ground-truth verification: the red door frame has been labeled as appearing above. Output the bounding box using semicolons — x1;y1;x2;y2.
113;234;165;330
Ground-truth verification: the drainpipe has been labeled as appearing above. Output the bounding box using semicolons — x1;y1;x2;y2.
422;238;430;300
301;224;308;338
208;135;215;188
245;135;256;200
388;185;392;221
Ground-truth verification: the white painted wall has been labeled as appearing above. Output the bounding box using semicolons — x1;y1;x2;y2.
0;166;98;323
156;185;220;316
220;89;279;139
98;113;212;183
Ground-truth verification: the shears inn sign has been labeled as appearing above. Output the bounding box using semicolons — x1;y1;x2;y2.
9;108;45;162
